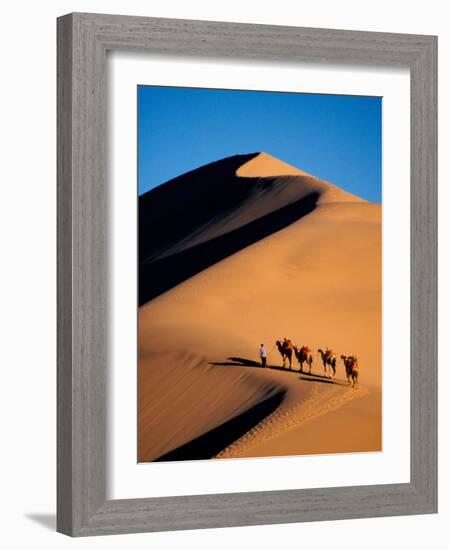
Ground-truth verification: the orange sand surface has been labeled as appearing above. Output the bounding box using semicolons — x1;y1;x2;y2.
138;153;381;462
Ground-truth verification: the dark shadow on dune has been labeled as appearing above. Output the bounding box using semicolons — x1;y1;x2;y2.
139;153;319;305
140;193;318;304
299;376;347;387
210;357;330;378
209;356;264;368
140;154;257;261
154;389;285;462
225;356;260;367
210;357;296;373
297;371;334;381
210;361;262;369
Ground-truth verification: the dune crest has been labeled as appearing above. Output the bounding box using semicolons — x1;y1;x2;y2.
236;152;312;177
235;151;365;205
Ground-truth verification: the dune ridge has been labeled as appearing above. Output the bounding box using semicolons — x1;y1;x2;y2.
138;152;381;462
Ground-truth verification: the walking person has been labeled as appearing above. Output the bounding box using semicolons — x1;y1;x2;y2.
259;344;267;368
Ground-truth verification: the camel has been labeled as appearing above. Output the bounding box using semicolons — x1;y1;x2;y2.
351;363;359;388
318;348;337;379
341;355;353;385
276;340;293;370
293;345;313;374
328;354;337;379
341;355;359;388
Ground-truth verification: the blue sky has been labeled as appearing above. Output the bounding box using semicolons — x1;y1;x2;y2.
138;86;382;202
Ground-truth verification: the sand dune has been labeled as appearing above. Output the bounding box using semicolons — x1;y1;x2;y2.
138;152;381;462
138;152;363;304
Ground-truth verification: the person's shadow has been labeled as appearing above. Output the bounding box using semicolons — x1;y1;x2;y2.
25;513;56;531
210;356;261;368
210;356;288;373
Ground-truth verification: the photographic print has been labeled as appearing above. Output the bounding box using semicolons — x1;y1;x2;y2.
137;86;382;463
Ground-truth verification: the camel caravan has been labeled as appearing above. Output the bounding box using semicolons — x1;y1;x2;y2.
272;338;360;388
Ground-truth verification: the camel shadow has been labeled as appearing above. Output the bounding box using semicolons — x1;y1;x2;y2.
299;376;347;387
210;356;300;374
210;357;261;368
210;357;335;378
296;370;334;381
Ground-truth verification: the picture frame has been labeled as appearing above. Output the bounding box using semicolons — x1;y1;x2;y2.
57;12;438;536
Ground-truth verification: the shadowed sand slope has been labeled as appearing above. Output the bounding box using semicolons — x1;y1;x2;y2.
138;152;381;462
138;351;290;461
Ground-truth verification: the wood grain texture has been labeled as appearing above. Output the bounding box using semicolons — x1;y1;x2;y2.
57;13;74;536
409;37;438;509
56;12;438;536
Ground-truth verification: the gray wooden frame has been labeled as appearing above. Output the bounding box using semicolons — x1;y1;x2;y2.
57;12;438;537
